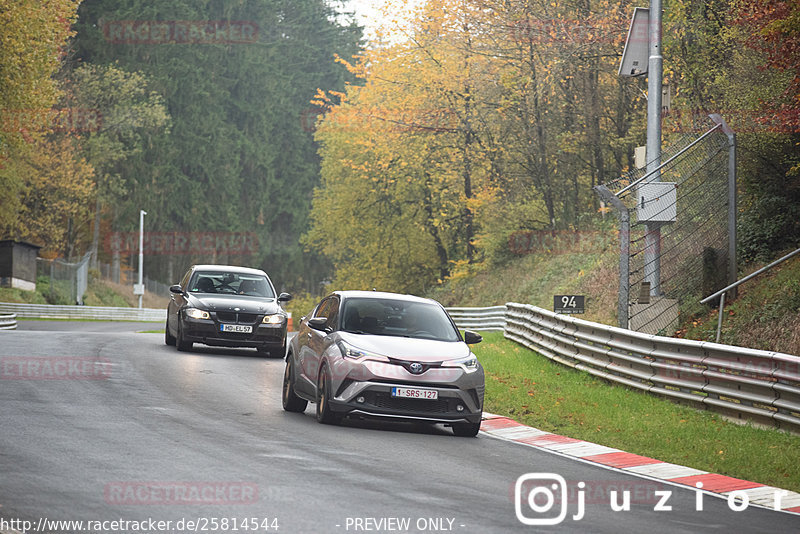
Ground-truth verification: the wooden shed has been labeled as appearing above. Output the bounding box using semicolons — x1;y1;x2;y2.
0;240;41;291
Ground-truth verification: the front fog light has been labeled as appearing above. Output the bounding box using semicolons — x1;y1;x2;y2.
357;396;365;404
456;404;465;412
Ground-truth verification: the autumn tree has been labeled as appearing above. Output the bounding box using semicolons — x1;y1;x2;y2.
0;0;81;234
62;63;170;268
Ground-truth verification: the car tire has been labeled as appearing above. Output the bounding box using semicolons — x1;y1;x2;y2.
176;320;193;352
272;338;287;359
452;421;481;437
165;317;176;346
282;358;307;413
316;364;341;425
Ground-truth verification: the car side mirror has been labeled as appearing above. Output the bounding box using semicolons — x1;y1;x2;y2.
308;317;329;331
278;292;293;302
463;330;482;344
169;284;184;295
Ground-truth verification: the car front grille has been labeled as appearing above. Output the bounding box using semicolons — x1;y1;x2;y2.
371;392;451;414
237;313;259;323
215;312;259;324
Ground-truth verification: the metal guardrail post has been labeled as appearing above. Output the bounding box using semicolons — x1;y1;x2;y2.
715;291;726;343
709;114;737;298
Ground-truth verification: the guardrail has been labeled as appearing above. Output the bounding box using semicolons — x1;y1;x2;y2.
446;305;507;332
0;302;166;322
0;312;17;330
504;302;800;431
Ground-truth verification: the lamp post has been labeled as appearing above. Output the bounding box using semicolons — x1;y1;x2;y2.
644;0;663;296
137;210;147;309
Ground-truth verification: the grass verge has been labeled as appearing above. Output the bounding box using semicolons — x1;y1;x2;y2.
473;332;800;493
679;251;800;355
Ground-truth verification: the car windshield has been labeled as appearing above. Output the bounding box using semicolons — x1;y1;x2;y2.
189;271;275;298
340;298;460;342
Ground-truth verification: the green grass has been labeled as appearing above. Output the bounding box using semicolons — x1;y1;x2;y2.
0;286;50;304
427;226;620;326
680;252;800;355
474;332;800;493
83;282;132;307
138;329;165;334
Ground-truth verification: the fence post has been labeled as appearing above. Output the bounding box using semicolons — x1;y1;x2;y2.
594;185;630;329
710;114;737;299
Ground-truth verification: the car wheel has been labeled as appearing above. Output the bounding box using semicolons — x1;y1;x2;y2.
316;365;341;425
176;320;193;352
452;421;481;437
282;358;307;413
164;317;176;346
272;338;287;359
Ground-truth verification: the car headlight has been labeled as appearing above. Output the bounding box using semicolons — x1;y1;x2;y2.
185;308;210;320
262;314;284;324
443;354;479;373
336;341;386;362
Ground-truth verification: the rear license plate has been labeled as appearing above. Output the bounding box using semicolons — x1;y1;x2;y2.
220;324;252;333
391;387;438;400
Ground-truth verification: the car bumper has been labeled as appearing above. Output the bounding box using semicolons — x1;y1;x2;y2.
325;360;485;424
182;318;286;348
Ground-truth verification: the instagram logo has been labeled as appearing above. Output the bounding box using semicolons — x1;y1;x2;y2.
514;473;571;526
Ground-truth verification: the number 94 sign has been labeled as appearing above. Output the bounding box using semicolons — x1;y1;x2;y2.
554;295;585;314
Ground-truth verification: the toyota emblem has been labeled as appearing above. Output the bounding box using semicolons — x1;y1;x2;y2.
409;362;424;374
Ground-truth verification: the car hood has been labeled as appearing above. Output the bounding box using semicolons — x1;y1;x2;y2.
187;295;280;315
336;332;471;362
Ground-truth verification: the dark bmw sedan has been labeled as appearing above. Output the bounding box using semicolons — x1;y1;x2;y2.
165;265;292;357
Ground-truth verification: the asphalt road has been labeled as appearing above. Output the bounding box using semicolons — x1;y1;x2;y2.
0;326;797;534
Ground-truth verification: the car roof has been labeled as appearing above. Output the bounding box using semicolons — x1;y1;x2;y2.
333;290;442;306
191;264;269;277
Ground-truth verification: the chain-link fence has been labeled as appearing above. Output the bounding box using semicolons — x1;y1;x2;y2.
97;260;170;298
595;115;736;335
36;252;91;305
33;255;170;306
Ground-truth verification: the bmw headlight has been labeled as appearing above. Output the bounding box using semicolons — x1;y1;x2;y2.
185;308;210;320
262;314;284;324
443;354;479;373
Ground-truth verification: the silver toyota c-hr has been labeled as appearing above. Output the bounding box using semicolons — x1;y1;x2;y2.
282;291;485;436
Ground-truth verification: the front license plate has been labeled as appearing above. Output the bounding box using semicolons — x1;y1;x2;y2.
391;387;438;400
220;324;252;333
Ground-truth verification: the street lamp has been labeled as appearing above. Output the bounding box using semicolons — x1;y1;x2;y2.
134;210;147;309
